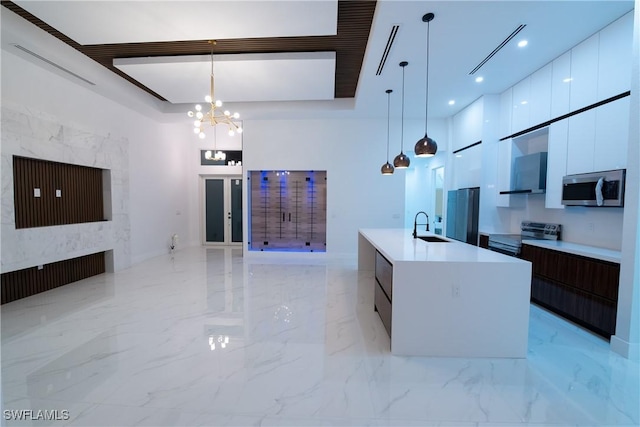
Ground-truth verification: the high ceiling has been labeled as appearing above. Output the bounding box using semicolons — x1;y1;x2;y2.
0;1;635;121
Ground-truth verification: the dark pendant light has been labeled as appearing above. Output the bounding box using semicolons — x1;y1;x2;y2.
414;13;438;158
381;89;395;175
393;61;410;169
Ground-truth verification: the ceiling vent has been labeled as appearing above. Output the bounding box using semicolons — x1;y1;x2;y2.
376;24;400;76
12;44;96;86
468;24;526;75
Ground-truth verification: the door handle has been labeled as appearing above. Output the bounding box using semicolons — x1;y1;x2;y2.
595;177;604;206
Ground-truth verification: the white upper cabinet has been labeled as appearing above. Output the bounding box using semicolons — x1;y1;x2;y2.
452;98;484;152
551;52;572;118
529;63;552;127
511;77;531;134
566;109;596;175
594;96;630;171
452;143;483;190
569;34;599;112
496;138;514;207
598;12;633;101
499;88;513;138
545;119;568;209
509;64;552;135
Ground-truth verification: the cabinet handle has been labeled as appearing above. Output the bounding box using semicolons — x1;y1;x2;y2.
289;213;291;222
282;213;285;222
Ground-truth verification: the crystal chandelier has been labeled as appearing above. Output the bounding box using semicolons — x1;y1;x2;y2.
188;41;242;139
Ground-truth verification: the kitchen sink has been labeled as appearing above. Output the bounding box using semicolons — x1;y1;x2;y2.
417;236;450;243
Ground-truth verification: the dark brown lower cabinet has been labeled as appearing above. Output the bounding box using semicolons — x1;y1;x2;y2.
374;251;392;338
479;233;490;249
521;244;619;339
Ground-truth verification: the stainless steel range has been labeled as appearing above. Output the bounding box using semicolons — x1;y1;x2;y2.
488;221;561;256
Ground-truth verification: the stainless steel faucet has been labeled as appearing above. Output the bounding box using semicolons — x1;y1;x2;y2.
413;211;430;238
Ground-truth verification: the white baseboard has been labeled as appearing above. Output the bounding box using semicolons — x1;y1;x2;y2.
610;335;640;361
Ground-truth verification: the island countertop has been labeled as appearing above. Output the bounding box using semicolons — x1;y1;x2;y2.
358;228;528;265
358;228;532;358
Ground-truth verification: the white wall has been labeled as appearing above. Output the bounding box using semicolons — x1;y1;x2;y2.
240;118;409;258
1;49;191;270
507;196;625;249
128;122;191;263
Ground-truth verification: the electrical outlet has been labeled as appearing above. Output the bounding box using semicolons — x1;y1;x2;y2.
452;283;460;298
587;222;595;232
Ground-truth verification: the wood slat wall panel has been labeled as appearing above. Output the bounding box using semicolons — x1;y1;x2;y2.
1;252;105;304
13;156;104;228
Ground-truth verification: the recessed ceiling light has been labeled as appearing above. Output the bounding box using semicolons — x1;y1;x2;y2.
520;100;528;105
517;40;528;48
475;76;484;83
448;100;455;105
563;77;573;83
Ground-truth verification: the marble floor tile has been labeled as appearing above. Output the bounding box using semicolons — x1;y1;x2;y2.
2;246;639;427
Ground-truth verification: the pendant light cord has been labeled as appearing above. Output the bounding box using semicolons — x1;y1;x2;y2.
386;91;391;161
424;20;430;135
401;64;406;151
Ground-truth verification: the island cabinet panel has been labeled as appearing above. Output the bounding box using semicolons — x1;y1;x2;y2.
375;251;393;300
521;244;619;338
374;278;392;338
359;229;531;357
374;251;392;338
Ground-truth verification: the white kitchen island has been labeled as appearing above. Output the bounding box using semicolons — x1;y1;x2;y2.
358;228;532;358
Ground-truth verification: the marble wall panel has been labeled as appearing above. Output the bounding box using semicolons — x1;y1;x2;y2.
1;104;131;273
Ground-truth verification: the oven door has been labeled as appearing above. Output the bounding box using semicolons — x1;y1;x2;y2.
487;240;521;257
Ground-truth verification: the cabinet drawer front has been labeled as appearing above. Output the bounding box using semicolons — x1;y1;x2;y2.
531;276;616;338
522;244;620;301
374;282;392;338
375;251;393;300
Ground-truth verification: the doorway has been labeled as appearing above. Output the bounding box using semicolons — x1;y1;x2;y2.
202;176;243;245
433;166;445;235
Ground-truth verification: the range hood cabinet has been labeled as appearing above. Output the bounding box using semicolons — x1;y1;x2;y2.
500;152;548;195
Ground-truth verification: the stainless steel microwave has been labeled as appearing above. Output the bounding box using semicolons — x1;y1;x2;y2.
561;169;626;207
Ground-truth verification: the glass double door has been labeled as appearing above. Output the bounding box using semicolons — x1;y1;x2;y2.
249;170;326;251
203;176;242;245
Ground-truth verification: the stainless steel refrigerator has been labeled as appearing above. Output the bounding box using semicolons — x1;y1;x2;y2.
446;187;480;245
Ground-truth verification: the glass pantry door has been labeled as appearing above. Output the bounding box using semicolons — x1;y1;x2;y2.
248;170;326;252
